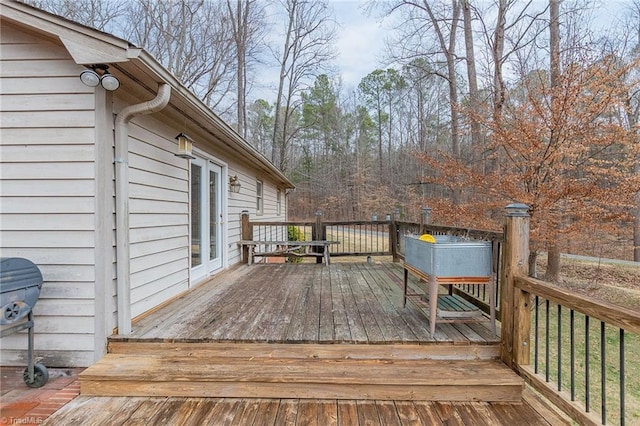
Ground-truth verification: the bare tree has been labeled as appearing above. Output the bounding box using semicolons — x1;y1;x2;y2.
461;0;482;170
543;0;561;281
386;0;462;205
24;0;127;32
226;0;267;137
270;0;336;172
123;0;237;115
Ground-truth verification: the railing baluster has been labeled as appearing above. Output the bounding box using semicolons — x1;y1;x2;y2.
558;304;562;392
601;320;606;425
546;299;550;383
570;309;575;401
534;295;539;374
586;315;590;413
620;328;625;426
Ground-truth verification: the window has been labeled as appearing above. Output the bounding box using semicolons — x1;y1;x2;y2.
276;189;282;216
256;179;263;215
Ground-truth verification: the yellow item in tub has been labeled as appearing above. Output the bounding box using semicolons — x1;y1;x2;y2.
418;234;436;243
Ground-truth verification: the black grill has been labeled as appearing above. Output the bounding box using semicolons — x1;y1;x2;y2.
0;257;49;387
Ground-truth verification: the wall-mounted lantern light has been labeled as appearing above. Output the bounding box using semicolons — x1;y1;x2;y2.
229;175;241;193
174;133;195;159
79;64;120;91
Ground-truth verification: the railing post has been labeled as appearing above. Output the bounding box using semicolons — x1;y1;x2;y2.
420;206;432;234
314;210;324;263
241;210;252;263
500;203;530;368
391;208;400;262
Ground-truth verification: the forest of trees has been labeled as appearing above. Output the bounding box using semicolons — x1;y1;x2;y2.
29;0;640;271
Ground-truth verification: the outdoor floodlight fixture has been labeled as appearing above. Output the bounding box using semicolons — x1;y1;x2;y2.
175;133;196;159
229;175;241;193
79;64;120;91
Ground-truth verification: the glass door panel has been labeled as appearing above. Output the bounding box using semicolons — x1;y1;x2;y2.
190;158;224;281
208;164;222;270
191;163;202;267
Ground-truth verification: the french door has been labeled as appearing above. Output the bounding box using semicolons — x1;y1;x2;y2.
190;158;223;281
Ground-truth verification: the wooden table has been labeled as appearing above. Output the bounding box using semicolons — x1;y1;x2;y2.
403;263;496;335
238;240;339;266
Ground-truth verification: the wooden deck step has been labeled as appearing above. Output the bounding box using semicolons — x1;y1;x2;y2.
81;342;523;402
106;341;501;361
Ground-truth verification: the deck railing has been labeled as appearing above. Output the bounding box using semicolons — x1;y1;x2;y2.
242;212;503;317
242;212;395;261
501;204;640;426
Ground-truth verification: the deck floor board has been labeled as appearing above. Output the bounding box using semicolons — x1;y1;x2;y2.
116;263;499;345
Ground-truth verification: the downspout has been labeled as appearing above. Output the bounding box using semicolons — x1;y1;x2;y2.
114;83;171;335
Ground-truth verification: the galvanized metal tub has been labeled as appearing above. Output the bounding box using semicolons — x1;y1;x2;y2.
405;235;492;278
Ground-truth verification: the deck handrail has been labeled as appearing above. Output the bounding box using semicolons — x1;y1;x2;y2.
501;205;637;426
515;276;640;335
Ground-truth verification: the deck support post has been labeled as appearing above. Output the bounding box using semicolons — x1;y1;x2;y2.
500;203;530;368
420;206;432;234
314;210;325;263
391;208;401;262
241;211;252;263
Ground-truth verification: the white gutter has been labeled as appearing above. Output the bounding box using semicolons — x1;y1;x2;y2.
114;83;171;335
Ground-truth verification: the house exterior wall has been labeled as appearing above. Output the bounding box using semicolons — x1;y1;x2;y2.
1;10;292;368
124;116;190;318
226;162;288;264
0;22;103;367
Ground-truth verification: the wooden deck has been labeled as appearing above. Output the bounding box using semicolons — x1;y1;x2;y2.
45;390;569;425
112;262;499;345
43;262;571;424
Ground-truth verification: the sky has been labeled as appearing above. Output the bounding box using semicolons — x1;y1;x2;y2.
332;1;393;90
256;0;630;101
255;0;393;99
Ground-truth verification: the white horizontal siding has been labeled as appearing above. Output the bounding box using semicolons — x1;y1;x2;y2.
0;127;95;144
0;23;98;367
125;117;189;318
0;110;95;128
130;236;187;258
130;198;187;214
4;247;95;265
1;59;85;77
224;161;289;265
1;163;94;180
0;144;95;161
1;332;94;351
0;93;95;111
1;213;94;230
0;179;95;196
0;197;94;213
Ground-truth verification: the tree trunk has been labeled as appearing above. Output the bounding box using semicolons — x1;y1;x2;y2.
545;244;561;282
227;0;248;137
272;0;295;165
462;0;482;169
422;1;461;205
545;0;561;281
635;160;640;261
492;0;507;123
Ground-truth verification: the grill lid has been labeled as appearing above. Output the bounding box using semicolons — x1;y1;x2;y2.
1;257;44;324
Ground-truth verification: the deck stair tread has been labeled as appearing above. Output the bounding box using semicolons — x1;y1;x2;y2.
81;342;523;402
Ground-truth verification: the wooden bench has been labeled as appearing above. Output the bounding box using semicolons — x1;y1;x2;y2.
238;240;339;266
403;263;496;335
